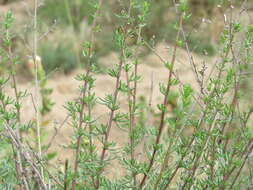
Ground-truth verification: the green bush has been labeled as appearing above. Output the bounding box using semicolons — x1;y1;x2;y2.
187;34;215;56
39;0;94;29
39;41;77;74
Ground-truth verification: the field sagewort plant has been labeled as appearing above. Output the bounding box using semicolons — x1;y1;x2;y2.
0;0;253;190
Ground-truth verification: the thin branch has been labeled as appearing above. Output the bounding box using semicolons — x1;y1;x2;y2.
138;15;183;190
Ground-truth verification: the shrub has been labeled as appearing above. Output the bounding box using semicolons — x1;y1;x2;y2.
39;41;77;74
39;0;93;29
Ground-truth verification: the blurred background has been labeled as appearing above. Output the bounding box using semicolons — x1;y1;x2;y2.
0;0;253;77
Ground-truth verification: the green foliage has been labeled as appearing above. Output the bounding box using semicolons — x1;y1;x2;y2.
187;34;215;56
39;0;94;28
0;159;17;189
39;41;77;74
